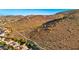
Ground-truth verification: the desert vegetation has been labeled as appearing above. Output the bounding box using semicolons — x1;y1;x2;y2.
0;10;79;50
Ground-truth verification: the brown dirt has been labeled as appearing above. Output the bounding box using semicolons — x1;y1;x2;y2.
1;10;79;50
29;10;79;50
3;15;63;39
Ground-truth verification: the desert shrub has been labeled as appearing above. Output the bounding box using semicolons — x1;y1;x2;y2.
12;38;18;42
12;38;26;45
0;41;14;50
3;44;14;50
26;40;41;50
7;45;14;50
0;41;6;46
17;39;26;45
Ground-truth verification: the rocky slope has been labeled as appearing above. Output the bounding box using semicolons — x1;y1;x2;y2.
0;28;41;50
29;10;79;50
0;15;47;50
0;10;79;50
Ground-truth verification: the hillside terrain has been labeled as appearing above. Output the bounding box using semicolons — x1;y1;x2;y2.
0;10;79;50
28;10;79;49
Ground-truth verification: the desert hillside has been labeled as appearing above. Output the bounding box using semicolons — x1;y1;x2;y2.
0;10;79;50
29;10;79;49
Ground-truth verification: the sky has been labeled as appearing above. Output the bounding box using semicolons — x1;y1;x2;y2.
0;9;71;15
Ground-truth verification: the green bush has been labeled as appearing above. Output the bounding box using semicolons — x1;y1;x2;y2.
12;38;26;45
26;40;41;50
18;39;26;45
0;41;6;46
